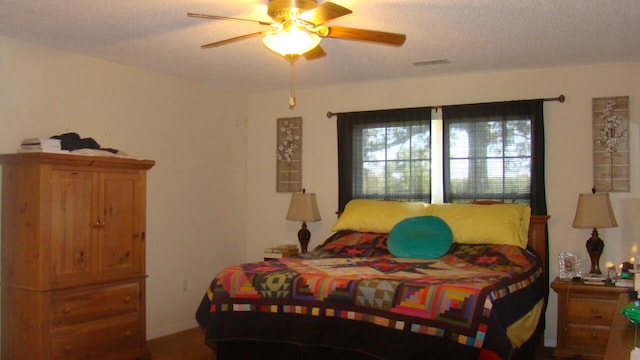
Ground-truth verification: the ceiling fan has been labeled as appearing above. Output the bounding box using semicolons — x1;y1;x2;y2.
188;0;406;108
188;0;406;60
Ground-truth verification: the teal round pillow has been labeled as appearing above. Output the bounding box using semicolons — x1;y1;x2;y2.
388;216;453;258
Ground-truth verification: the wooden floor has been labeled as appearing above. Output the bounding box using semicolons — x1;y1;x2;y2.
148;327;554;359
535;347;554;360
147;327;215;360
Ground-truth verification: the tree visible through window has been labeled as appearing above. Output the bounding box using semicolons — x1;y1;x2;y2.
337;107;432;208
358;122;430;199
445;118;532;203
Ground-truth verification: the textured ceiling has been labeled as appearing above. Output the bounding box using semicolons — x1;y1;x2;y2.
1;0;639;93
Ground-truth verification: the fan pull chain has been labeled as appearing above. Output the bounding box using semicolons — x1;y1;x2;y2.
289;60;296;109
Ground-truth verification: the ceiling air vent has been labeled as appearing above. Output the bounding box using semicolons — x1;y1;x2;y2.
412;59;450;67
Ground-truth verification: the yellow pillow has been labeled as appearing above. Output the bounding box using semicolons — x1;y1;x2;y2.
331;199;429;233
424;203;531;248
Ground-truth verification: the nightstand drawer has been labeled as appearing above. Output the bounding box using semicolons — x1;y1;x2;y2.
565;324;610;356
52;282;140;328
567;297;617;325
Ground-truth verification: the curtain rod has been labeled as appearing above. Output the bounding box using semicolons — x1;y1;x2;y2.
326;94;565;119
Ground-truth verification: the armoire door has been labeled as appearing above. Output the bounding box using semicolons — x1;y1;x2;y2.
99;172;143;278
50;169;99;285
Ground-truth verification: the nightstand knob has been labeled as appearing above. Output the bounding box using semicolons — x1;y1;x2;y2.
591;307;599;313
591;333;598;340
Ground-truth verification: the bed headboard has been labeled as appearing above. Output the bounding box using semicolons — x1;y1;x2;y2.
528;214;551;274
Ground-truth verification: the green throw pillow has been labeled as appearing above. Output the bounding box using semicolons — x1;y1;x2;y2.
388;216;453;259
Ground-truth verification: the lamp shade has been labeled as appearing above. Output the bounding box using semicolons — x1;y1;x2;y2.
572;193;618;229
262;21;321;57
286;192;321;222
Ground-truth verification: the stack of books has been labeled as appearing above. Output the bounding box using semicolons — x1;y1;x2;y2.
263;244;299;259
583;275;607;286
614;278;634;288
18;138;65;153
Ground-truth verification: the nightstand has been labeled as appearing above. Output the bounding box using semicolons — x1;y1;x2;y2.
551;277;630;359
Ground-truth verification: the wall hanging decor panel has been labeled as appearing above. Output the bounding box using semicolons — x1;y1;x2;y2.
276;117;302;193
593;96;630;192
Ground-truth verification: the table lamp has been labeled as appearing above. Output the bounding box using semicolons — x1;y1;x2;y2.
572;189;618;275
286;189;321;253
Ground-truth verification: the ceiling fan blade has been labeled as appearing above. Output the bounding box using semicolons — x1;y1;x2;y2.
298;2;352;26
303;45;326;60
325;26;406;46
187;12;272;26
201;32;264;49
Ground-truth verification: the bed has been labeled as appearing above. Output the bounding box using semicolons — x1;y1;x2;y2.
196;200;550;359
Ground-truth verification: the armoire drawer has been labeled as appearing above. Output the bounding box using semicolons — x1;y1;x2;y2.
51;316;142;359
52;282;140;328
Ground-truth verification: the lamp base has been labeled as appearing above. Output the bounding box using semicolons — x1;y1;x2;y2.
297;221;311;253
586;228;604;275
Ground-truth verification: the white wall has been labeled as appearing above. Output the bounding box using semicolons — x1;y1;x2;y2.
247;62;640;346
0;36;249;339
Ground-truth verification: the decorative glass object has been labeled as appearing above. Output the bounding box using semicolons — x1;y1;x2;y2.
558;252;582;281
623;300;640;325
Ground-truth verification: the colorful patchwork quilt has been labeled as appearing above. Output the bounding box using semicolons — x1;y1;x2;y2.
196;231;545;360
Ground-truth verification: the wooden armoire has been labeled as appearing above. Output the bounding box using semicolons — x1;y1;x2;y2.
0;152;155;359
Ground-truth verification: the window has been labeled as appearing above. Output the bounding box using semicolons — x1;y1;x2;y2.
444;113;532;204
337;100;546;214
355;119;431;200
337;107;432;206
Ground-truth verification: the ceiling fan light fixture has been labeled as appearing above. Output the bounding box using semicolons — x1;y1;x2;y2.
262;21;321;57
